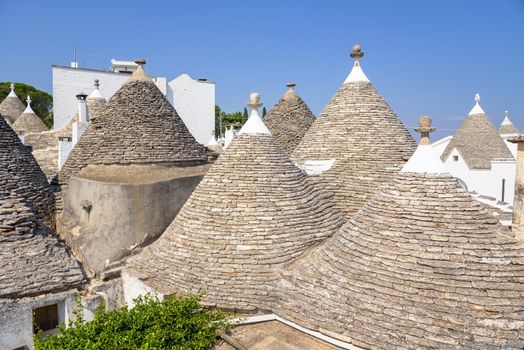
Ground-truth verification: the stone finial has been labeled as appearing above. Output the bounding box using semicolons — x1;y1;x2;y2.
350;44;364;61
94;79;100;89
26;95;31;105
286;83;296;90
130;59;150;81
414;116;436;145
505;110;509;118
247;92;263;110
10;83;14;91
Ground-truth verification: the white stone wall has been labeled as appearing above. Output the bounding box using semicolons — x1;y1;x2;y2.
443;148;516;204
431;135;452;158
122;271;162;308
52;66;167;130
168;74;215;144
58;139;73;170
0;290;78;350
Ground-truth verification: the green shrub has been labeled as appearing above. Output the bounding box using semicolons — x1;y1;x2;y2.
34;293;230;350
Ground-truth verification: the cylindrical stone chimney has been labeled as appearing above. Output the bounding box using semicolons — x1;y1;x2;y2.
76;92;89;123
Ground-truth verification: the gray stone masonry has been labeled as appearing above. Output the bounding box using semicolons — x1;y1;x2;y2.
442;113;514;169
0;116;55;225
276;173;524;349
263;85;316;156
128;133;344;310
291;81;416;218
0;195;84;298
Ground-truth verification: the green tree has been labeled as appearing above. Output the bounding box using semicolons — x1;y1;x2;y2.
0;82;53;128
215;104;244;136
34;293;230;350
262;106;267;118
242;107;248;123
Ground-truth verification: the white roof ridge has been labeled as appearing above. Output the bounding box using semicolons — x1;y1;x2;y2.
401;116;448;174
501;111;513;126
7;83;17;98
344;61;370;84
239;93;271;136
22;96;35;114
468;93;485;115
88;79;104;100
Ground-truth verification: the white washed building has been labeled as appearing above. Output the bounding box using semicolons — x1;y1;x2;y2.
52;60;215;144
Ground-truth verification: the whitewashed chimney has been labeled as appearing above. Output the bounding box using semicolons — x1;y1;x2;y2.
72;93;89;147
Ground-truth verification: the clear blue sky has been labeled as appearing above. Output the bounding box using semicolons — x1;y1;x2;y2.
1;0;523;139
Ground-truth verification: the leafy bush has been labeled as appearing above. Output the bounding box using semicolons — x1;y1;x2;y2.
34;293;230;350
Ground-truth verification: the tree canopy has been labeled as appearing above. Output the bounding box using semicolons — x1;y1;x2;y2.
215;105;245;137
34;293;230;350
0;82;53;128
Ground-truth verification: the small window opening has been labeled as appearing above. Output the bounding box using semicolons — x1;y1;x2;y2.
33;304;59;334
453;155;459;161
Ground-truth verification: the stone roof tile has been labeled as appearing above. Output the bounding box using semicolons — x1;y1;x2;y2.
128;101;344;310
57;64;208;188
0;195;84;298
0;116;55;223
441;112;514;169
291;46;416;217
499;111;519;135
263;84;316;155
0;84;25;124
277;171;524;349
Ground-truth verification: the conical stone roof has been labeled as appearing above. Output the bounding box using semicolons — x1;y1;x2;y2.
128;94;344;310
441;94;514;169
277;119;524;349
0;84;25;124
12;96;49;133
0;194;84;298
499;111;519;135
263;83;316;155
0;116;55;223
58;62;207;187
291;45;416;218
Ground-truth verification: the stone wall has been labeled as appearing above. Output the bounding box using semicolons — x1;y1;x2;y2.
60;164;209;275
0;290;78;350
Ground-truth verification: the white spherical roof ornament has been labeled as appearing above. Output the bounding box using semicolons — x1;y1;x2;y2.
344;43;370;84
468;93;486;115
7;83;17;97
239;92;271;135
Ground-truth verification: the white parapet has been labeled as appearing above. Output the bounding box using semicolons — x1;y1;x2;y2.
58;138;73;170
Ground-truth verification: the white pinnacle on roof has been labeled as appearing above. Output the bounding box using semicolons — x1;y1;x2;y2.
88;79;104;99
401;116;448;174
23;95;35;114
239;92;271;135
7;83;17;97
468;93;485;115
501;111;512;125
344;44;370;84
206;130;220;146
